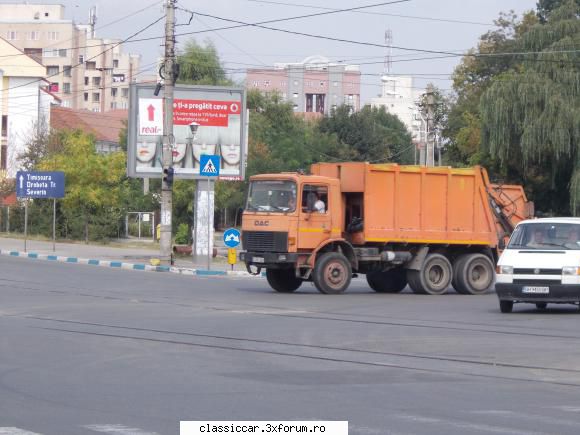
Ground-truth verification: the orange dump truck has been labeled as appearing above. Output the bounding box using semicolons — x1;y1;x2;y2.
240;162;533;295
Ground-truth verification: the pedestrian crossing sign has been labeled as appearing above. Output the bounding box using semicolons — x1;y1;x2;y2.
199;155;220;177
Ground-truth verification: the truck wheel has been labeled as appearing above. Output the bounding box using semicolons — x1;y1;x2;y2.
407;253;452;295
313;252;352;295
454;254;495;295
266;269;302;293
500;300;514;313
366;268;407;293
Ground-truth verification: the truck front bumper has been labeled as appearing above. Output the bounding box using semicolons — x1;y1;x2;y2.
239;251;300;269
495;283;580;303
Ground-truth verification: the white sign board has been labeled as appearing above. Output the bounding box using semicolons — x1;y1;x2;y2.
138;98;164;136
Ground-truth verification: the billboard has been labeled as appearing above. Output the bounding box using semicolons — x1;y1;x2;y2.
127;84;247;180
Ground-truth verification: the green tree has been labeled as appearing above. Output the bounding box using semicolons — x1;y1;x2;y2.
176;40;232;85
480;0;580;214
318;105;413;164
537;0;580;22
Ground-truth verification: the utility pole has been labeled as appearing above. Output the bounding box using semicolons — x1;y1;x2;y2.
425;84;435;167
160;0;176;264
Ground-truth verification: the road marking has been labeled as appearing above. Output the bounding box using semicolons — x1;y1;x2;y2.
84;425;159;435
0;429;43;435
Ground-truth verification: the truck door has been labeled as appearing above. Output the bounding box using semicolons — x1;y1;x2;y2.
298;184;332;249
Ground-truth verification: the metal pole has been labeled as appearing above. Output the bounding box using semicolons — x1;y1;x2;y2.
207;177;211;271
160;0;176;264
53;199;56;252
138;212;142;239
24;201;28;252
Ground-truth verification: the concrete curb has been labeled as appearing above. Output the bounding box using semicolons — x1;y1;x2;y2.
0;249;265;278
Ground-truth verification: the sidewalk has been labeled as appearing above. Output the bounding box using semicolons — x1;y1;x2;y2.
0;234;258;277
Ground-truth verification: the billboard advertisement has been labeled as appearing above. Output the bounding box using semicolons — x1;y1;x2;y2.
127;84;247;180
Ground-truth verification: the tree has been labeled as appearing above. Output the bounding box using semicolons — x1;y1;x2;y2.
537;0;580;22
318;105;414;164
176;40;232;85
480;0;580;214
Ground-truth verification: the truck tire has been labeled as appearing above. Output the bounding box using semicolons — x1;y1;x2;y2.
266;269;302;293
366;268;407;293
312;252;352;295
500;300;514;313
407;253;452;295
453;254;495;295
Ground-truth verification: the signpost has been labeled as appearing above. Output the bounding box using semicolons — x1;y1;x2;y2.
199;155;220;270
16;171;65;252
223;228;241;271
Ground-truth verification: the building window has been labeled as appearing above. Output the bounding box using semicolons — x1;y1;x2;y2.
59;49;67;57
84;92;89;102
24;48;42;63
252;80;259;87
78;55;84;64
264;80;270;87
93;93;100;102
280;81;287;87
61;100;71;108
86;61;96;70
293;93;298;99
63;83;71;94
46;65;59;76
28;31;39;41
320;81;325;87
306;93;325;113
6;31;17;40
1;115;7;137
122;88;129;98
84;77;89;86
1;145;6;170
293;104;299;111
93;77;101;86
113;59;119;68
110;102;117;109
63;65;72;77
111;88;118;97
47;31;59;41
49;83;59;92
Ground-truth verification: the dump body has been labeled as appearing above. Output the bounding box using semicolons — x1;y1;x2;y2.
242;162;532;295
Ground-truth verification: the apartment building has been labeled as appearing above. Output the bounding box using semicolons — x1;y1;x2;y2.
0;4;140;112
246;55;361;116
0;37;57;177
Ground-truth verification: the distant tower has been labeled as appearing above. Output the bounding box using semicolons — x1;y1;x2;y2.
89;6;97;38
383;29;393;75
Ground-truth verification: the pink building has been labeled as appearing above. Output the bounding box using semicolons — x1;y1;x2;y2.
246;55;361;116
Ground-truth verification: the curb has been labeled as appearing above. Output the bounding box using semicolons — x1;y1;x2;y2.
0;249;265;278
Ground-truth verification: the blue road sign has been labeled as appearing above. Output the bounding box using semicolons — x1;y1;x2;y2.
16;171;65;199
223;228;241;248
199;155;220;177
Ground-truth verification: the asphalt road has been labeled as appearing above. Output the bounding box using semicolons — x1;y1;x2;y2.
1;256;580;435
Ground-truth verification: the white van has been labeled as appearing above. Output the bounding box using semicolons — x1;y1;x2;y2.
496;218;580;313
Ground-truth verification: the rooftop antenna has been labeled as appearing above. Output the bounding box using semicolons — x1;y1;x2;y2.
89;6;97;38
384;29;393;75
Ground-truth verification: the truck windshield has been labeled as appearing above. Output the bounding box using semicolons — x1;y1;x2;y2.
246;180;297;213
507;223;580;250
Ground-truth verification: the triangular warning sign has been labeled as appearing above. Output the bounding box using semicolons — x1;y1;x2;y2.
202;159;217;174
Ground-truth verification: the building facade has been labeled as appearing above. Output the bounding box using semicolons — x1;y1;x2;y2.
0;4;140;112
370;75;425;146
0;37;57;177
246;56;361;116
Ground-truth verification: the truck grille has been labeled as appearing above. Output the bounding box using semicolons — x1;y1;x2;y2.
242;231;288;253
514;268;561;275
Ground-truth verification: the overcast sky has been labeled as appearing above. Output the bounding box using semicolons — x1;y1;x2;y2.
3;0;538;102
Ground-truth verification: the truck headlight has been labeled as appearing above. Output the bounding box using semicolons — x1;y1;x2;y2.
497;265;513;274
562;266;580;275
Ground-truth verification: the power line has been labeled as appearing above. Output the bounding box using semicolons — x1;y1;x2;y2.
244;0;493;26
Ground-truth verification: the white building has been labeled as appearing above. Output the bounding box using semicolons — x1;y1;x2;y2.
0;37;57;177
370;75;425;146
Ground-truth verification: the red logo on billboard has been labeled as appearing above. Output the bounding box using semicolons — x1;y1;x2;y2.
173;99;241;127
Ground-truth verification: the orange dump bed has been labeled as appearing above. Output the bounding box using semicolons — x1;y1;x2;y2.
311;162;531;247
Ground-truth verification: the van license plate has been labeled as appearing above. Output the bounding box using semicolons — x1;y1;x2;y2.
522;286;549;294
253;257;265;263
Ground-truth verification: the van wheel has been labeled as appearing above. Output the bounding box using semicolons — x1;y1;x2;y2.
407;253;452;295
536;302;548;310
366;268;407;293
313;252;352;295
500;300;513;313
453;254;495;295
266;269;302;293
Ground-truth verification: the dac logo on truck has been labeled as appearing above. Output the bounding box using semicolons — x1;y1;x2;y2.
255;220;270;226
